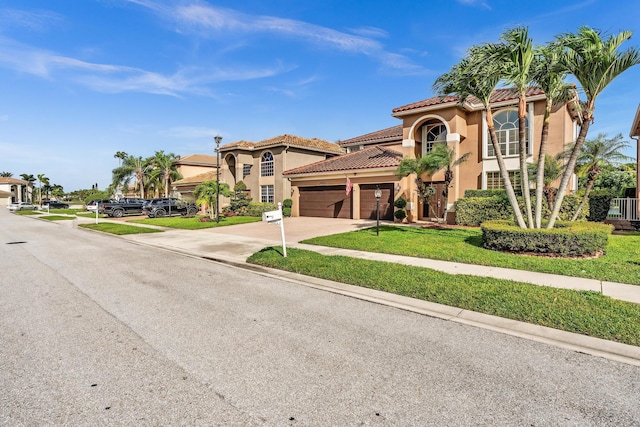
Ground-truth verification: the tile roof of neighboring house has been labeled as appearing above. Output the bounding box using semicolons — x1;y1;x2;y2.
175;154;217;166
630;104;640;138
220;134;344;155
283;146;403;176
0;177;28;185
173;171;217;186
338;125;403;147
392;87;546;115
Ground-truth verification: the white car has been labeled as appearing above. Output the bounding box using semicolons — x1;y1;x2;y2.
7;202;36;211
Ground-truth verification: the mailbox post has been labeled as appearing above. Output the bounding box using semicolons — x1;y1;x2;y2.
262;202;287;257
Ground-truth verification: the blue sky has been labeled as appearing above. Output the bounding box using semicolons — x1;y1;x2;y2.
1;0;639;191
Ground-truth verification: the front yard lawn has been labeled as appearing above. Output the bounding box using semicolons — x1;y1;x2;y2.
248;247;640;347
302;226;640;285
38;215;75;221
129;215;262;230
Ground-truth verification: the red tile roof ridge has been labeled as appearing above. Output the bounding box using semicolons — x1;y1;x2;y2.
283;145;403;176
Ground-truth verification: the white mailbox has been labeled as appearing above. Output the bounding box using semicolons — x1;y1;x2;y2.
262;209;283;223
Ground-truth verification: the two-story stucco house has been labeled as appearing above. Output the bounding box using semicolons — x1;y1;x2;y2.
284;88;580;223
0;177;32;207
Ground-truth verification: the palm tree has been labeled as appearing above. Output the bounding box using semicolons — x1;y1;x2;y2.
433;44;527;228
148;151;182;197
547;26;640;228
114;151;128;167
530;43;576;228
112;155;151;199
569;133;632;220
194;180;233;219
397;142;470;223
495;27;535;228
528;154;565;209
0;171;13;177
36;174;49;204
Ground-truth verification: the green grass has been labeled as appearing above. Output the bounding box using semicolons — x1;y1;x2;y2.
15;210;42;215
42;208;83;215
75;212;106;218
129;215;262;229
302;226;640;285
79;223;163;235
248;247;640;347
39;215;75;221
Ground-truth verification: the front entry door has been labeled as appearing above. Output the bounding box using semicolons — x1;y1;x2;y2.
422;182;446;220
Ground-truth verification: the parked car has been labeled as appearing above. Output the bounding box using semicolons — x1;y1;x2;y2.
41;200;69;209
86;199;117;212
143;198;198;218
99;198;148;218
7;201;36;211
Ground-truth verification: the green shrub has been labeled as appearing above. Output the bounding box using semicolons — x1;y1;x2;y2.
455;194;587;226
247;202;278;216
587;190;615;222
481;220;613;257
283;207;292;217
394;209;407;220
283;198;293;208
393;197;407;209
464;189;507;198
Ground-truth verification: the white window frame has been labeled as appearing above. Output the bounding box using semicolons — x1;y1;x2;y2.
261;185;274;203
482;104;534;159
260;151;274;177
422;123;447;156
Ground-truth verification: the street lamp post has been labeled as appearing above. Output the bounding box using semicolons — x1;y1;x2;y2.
214;135;222;223
374;185;382;236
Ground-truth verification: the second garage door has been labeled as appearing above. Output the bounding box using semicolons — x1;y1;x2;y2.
360;184;394;220
299;186;352;218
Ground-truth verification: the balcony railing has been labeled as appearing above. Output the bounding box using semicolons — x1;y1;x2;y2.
607;198;639;221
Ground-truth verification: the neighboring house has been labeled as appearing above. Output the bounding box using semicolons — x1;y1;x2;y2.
172;154;218;200
217;134;344;206
0;177;32;207
285;87;579;223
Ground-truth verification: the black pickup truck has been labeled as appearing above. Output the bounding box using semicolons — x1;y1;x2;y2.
99;198;147;217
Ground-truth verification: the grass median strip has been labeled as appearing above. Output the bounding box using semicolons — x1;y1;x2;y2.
130;215;261;229
248;247;640;347
39;215;75;221
303;226;640;285
80;223;163;235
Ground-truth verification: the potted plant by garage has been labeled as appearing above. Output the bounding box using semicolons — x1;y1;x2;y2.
393;197;407;223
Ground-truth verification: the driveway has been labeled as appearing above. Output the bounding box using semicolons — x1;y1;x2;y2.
118;216;383;263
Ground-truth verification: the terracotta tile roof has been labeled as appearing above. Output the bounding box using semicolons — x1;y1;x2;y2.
393;87;546;114
0;177;28;185
220;134;344;155
175;154;217;166
283;146;403;176
173;171;217;186
338;125;403;147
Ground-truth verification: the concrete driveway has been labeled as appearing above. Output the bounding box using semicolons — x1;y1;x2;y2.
118;216;382;264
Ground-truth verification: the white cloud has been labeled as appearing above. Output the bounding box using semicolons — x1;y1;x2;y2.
0;8;63;32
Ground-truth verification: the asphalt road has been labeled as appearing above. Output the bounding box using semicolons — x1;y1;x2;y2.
1;210;640;426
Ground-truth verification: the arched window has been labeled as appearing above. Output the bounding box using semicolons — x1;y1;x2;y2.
488;110;527;157
422;123;447;156
260;151;274;177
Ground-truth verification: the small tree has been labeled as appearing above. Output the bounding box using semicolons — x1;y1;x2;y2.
194;180;233;219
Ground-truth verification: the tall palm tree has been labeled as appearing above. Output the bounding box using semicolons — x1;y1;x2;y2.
433;44;527;228
112;155;151;199
36;174;49;204
530;43;576;227
194;180;233;219
148;151;182;197
528;154;565;209
114;151;128;167
569;133;632;220
547;26;640;228
495;27;535;227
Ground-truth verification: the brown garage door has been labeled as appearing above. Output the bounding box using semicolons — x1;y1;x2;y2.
299;186;352;218
360;184;394;220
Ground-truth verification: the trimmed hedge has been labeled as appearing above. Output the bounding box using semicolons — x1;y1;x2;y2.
455;194;587;226
464;189;507;198
481;220;613;257
587;191;615;222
